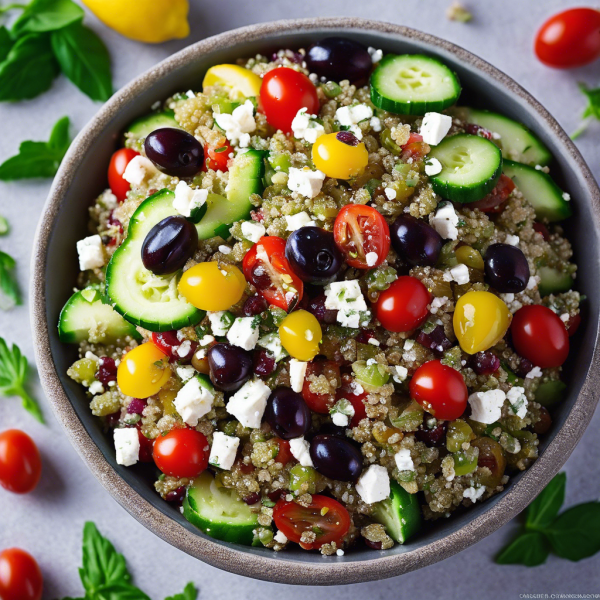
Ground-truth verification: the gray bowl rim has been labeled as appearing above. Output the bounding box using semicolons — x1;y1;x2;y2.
31;17;600;585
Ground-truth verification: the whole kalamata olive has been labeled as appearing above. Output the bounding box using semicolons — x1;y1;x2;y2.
310;434;363;482
484;243;530;293
207;343;253;392
264;387;312;440
305;37;373;83
390;215;443;267
144;128;204;178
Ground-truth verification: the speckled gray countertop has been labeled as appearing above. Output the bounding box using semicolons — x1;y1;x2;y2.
1;0;599;597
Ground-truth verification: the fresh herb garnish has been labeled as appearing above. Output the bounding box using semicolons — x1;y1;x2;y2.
496;472;600;566
572;83;600;140
11;0;83;37
0;115;71;180
0;250;21;309
0;216;9;235
0;336;43;422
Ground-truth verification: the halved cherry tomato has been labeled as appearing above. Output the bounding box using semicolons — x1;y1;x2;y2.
302;360;341;414
336;375;368;427
135;424;155;463
401;132;429;162
273;495;351;550
275;438;294;465
409;360;468;421
108;148;139;202
152;428;209;478
0;548;43;600
333;204;390;269
468;174;516;213
260;67;319;133
374;276;431;333
202;139;234;172
0;430;41;494
535;8;600;68
243;236;304;311
511;305;569;368
567;313;581;337
151;330;198;363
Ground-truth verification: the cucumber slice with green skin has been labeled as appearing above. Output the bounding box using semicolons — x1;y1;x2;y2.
452;107;552;167
502;160;572;222
537;266;574;297
370;54;461;115
124;110;181;142
183;471;258;545
428;134;502;203
58;286;142;344
371;480;421;544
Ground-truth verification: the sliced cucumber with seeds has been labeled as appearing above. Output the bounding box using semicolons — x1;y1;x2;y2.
502;160;572;222
124;110;181;143
370;54;461;115
428;134;502;203
537;266;574;297
371;480;421;544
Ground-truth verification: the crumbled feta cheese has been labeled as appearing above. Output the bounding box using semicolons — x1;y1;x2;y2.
507;386;528;419
367;46;383;63
463;486;485;503
258;332;287;362
527;276;540;290
76;235;105;271
330;398;355;428
384;187;397;200
562;192;571;201
114;428;140;466
368;338;380;346
289;436;313;467
404;339;415;350
286;211;315;231
559;313;570;323
365;251;379;267
226;379;270;428
227;317;260;351
288;167;326;198
443;263;470;285
176;340;191;358
468;389;506;424
291;108;325;144
241;220;265;243
219;245;232;255
394;448;415;471
274;530;288;544
200;335;215;346
526;367;543;379
505;234;520;246
172;181;208;218
430;203;459;240
174;376;214;426
89;380;104;395
355;465;390;504
209;431;240;470
425;157;443;176
289;359;308;393
176;366;196;382
369;116;382;132
419;112;452;146
332;412;349;427
392;365;408;383
208;311;232;336
324;280;367;329
122;155;157;186
213;99;256;147
335;103;373;139
430;296;449;315
336;549;345;556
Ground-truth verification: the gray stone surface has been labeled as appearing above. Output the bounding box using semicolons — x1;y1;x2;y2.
0;0;599;597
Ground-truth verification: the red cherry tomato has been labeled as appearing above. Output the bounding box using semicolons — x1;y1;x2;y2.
409;360;468;421
243;236;304;311
273;495;351;550
152;428;209;478
108;148;139;202
202;140;234;172
468;174;516;213
333;204;391;269
0;430;41;494
511;305;570;368
535;8;600;68
374;276;431;333
302;360;340;414
275;438;294;465
135;424;155;463
567;313;581;337
0;548;43;600
151;330;198;363
336;377;368;427
260;67;319;133
401;132;429;162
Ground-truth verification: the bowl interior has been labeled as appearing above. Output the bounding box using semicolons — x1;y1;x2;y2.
37;20;600;583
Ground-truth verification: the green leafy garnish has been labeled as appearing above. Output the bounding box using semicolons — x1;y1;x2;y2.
572;83;600;140
165;583;199;600
0;216;9;235
11;0;83;37
0;336;43;422
0;115;71;180
0;250;20;308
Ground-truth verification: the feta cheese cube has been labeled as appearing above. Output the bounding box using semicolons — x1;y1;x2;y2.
289;436;313;467
425;157;443;176
227;316;260;351
392;365;408;383
226;379;270;428
176;365;196;382
258;332;287;362
335;104;373;140
419;112;452;146
208;431;240;470
430;203;459;240
505;234;520;246
288;167;326;199
332;412;349;427
285;211;315;231
173;181;208;218
526;367;543;379
274;530;288;544
122;155;157;186
176;340;192;358
114;428;140;467
291;108;325;144
241;220;265;243
208;311;232;336
463;485;485;503
76;235;105;271
507;386;528;419
289;358;308;393
89;380;104;395
174;376;215;426
214;99;256;147
384;187;397;200
365;251;379;267
355;465;390;504
324;280;368;329
468;389;506;424
443;263;470;285
394;448;415;471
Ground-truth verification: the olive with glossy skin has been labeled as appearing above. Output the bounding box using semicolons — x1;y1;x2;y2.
390;215;443;267
305;37;372;83
264;387;312;440
484;243;530;293
207;343;252;392
141;215;198;275
285;226;343;285
310;434;363;482
144;127;204;178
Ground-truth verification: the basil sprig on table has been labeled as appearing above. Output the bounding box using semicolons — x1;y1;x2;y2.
61;522;197;600
572;83;600;140
0;0;112;102
0;250;20;308
496;473;600;566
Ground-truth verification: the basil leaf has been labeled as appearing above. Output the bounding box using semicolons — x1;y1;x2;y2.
545;502;600;561
0;34;59;102
525;472;566;531
0;26;12;62
0;251;21;309
495;531;550;567
93;582;151;600
11;0;83;37
165;582;198;600
0;116;71;180
51;22;112;102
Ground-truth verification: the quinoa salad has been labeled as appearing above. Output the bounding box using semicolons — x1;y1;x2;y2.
59;37;580;555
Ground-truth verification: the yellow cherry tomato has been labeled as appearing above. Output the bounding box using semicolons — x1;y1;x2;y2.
279;310;322;361
455;246;484;270
82;0;189;43
202;64;262;99
453;291;511;354
117;343;170;399
178;262;246;311
312;132;369;179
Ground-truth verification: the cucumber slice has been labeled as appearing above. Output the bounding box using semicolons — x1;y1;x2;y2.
453;107;551;167
370;54;461;115
58;286;142;344
428;134;502;203
124;110;181;142
537;266;574;297
371;480;421;544
502;160;572;222
183;471;258;545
